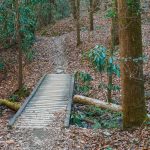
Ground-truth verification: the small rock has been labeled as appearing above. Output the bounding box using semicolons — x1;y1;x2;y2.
6;140;15;144
103;131;111;136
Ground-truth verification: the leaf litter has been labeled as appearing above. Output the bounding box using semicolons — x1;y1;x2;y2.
0;8;150;150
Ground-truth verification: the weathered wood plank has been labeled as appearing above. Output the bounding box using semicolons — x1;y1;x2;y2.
29;101;68;105
9;74;74;128
64;75;74;128
8;74;47;128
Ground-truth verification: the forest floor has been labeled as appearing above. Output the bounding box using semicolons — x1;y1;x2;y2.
0;12;150;149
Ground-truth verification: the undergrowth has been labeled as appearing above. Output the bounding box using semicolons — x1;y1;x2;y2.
71;105;122;129
9;86;30;102
73;71;122;129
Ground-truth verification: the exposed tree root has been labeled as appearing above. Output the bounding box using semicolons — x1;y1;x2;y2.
0;99;20;112
73;95;150;120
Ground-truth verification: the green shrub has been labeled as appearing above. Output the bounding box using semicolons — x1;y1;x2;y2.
75;71;93;96
71;105;122;129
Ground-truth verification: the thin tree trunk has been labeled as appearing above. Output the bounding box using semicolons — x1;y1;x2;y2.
70;0;77;19
118;0;147;128
107;73;113;103
76;0;81;46
15;0;23;89
18;45;23;89
89;0;94;31
47;0;52;24
107;0;119;103
111;0;119;46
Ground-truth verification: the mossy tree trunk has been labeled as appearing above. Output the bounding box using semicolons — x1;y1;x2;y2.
0;99;20;111
118;0;147;128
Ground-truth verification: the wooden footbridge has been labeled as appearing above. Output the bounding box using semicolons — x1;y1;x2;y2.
8;74;74;128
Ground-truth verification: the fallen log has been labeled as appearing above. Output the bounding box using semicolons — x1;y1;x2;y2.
0;99;20;112
73;95;150;120
73;95;122;112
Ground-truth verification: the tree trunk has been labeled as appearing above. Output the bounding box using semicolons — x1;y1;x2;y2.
107;73;113;103
89;0;94;31
108;0;118;102
111;0;119;46
70;0;77;19
0;99;20;111
18;46;23;89
76;0;81;46
15;0;23;89
118;0;147;128
108;0;119;103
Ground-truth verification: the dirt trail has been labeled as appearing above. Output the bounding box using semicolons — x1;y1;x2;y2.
35;35;68;74
0;34;71;150
51;36;68;73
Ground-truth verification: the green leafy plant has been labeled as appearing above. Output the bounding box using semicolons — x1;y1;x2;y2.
71;105;122;129
75;71;93;95
127;0;141;14
25;49;35;62
0;0;71;58
9;85;30;102
88;45;120;102
71;111;86;127
9;94;19;102
88;45;120;77
105;8;117;18
105;147;113;150
52;0;70;20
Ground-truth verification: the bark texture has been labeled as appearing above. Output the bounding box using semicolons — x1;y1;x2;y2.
111;0;119;46
73;95;122;112
108;0;119;102
76;0;81;46
89;0;94;31
118;0;147;128
15;0;23;89
107;74;113;103
70;0;77;19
